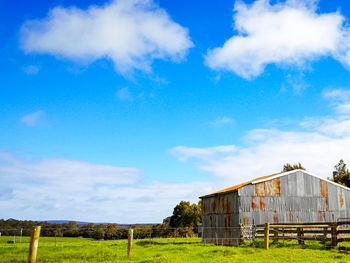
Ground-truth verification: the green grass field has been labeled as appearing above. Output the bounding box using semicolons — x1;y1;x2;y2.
1;236;350;262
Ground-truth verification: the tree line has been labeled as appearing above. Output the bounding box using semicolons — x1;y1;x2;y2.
0;200;202;240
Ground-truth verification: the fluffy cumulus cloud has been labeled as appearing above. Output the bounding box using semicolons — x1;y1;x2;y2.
20;0;193;74
0;153;212;223
171;89;350;187
205;0;350;79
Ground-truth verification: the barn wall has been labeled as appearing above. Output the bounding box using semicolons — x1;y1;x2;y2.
237;170;350;225
201;191;240;245
201;170;350;245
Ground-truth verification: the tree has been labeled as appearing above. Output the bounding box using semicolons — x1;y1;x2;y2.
332;160;350;187
105;224;118;239
134;225;152;239
64;221;79;237
282;163;305;172
79;223;95;238
169;201;201;228
162;216;171;225
93;225;105;240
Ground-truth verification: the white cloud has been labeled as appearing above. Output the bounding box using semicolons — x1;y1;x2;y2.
205;0;350;79
0;153;140;187
209;116;234;126
116;87;132;101
171;88;350;186
171;128;350;185
20;110;44;127
336;103;350;114
20;0;193;75
323;89;350;114
323;89;350;100
0;152;213;223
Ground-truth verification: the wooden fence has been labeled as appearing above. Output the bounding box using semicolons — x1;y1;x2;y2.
252;221;350;248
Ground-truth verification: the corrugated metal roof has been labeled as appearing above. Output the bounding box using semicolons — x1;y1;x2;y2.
200;172;283;198
200;169;350;198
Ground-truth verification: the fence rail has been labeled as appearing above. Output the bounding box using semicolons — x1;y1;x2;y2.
200;221;350;248
253;221;350;247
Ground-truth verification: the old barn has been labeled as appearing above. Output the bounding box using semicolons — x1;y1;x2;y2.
200;169;350;245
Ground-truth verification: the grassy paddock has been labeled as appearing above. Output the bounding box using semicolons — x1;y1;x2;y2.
0;236;350;262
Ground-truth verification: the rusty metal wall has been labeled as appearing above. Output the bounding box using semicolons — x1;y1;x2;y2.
201;191;239;227
201;170;350;245
237;170;350;225
201;191;240;245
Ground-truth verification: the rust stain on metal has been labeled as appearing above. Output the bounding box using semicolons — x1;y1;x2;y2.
221;196;225;213
289;211;294;222
339;188;344;208
224;214;231;227
224;213;232;245
227;200;231;213
211;199;216;212
243;215;249;225
320;180;328;197
272;178;281;196
320;180;328;211
273;210;278;223
318;211;325;221
260;197;266;210
255;178;280;196
207;172;282;196
255;183;264;196
210;195;232;215
251;196;258;210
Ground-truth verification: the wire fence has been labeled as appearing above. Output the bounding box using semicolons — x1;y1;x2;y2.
2;223;350;262
1;223;349;245
0;226;201;245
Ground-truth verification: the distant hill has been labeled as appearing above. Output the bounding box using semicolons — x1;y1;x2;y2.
42;220;110;225
41;220;157;227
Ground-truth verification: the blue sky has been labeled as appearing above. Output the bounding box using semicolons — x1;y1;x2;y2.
2;0;350;223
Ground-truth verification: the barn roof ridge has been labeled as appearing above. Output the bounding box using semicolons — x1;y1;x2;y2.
200;169;350;198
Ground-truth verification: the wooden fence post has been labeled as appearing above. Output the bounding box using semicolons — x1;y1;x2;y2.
28;226;41;263
331;223;338;247
297;227;304;245
273;227;279;243
127;229;133;257
264;223;269;250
